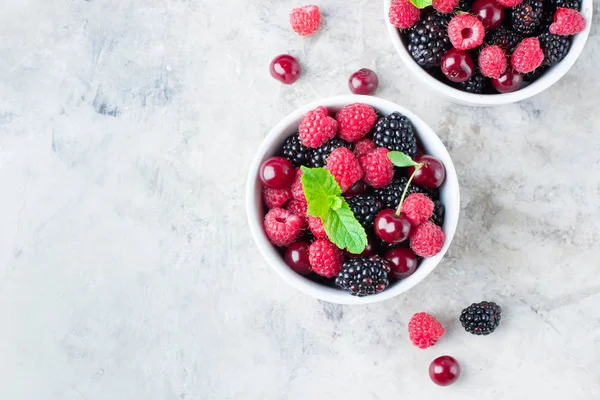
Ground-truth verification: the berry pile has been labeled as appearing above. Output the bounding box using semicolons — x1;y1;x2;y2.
389;0;587;94
258;103;448;297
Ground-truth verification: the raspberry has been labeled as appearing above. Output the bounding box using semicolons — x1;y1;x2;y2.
308;216;327;239
433;0;460;14
286;199;308;228
496;0;523;6
336;103;378;142
263;187;292;209
549;8;586;36
389;0;421;29
359;147;394;189
408;312;445;349
291;169;306;202
447;14;485;50
410;221;445;257
354;138;376;158
326;147;364;192
264;208;303;247
308;239;344;278
478;45;508;79
298;106;338;148
289;5;321;36
510;37;545;74
401;193;434;226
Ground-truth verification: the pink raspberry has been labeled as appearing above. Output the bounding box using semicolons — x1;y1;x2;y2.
496;0;522;6
447;14;485;50
291;169;306;202
336;103;378;142
286;199;308;228
401;193;434;226
263;187;292;209
298;106;338;148
478;45;508;79
388;0;421;29
511;37;544;74
354;138;376;158
358;147;394;189
550;8;586;36
408;312;445;349
289;5;321;36
264;208;303;247
308;216;328;239
326;147;364;192
433;0;459;14
308;239;344;278
410;221;445;258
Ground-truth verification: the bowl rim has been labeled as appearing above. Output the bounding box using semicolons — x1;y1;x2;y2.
246;95;460;305
382;0;594;106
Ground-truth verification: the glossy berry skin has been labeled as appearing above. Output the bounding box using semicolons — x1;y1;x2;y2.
491;68;523;93
429;356;460;386
284;241;312;275
344;180;369;197
472;0;504;30
259;157;295;189
374;209;412;244
270;54;301;84
348;68;379;95
440;49;475;83
407;155;446;189
384;247;418;279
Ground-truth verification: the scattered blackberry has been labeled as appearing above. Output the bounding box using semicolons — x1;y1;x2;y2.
486;27;523;53
431;200;445;226
346;195;382;230
459;301;502;335
373;177;439;210
370;112;418;157
511;0;544;35
523;67;547;81
309;138;351;168
457;0;475;11
407;13;452;68
335;257;391;296
455;73;485;94
281;133;312;167
553;0;581;10
539;32;570;67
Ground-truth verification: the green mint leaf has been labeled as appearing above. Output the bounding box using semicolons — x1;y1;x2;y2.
323;200;367;254
328;195;342;211
410;0;433;8
300;167;342;218
387;151;420;167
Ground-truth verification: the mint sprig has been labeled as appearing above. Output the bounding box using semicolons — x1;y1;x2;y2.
387;151;425;216
410;0;433;8
300;167;367;254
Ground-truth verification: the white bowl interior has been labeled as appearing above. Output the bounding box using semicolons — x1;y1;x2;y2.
246;95;460;305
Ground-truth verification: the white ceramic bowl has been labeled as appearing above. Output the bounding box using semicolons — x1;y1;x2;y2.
383;0;593;106
246;95;460;304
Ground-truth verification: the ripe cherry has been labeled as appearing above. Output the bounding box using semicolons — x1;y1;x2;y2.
472;0;504;30
346;235;376;258
429;356;461;386
344;181;368;197
348;68;379;95
284;241;312;275
491;67;524;93
407;155;446;189
440;49;475;83
270;54;301;84
384;247;418;280
259;157;295;189
374;209;412;244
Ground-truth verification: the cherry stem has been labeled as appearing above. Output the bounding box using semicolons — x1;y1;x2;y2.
395;163;424;216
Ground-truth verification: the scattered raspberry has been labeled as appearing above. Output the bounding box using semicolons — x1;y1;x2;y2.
354;138;377;158
298;106;338;148
289;5;321;36
478;45;508;79
549;8;586;36
336;103;378;142
291;169;306;202
511;37;545;74
433;0;460;14
408;312;446;349
410;221;445;257
308;216;328;238
264;208;303;247
389;0;421;29
358;147;394;189
286;199;308;228
447;14;485;50
496;0;523;6
326;147;364;192
263;187;292;209
401;193;435;226
308;239;344;278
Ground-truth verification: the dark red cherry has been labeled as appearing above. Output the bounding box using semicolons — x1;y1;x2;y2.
491;67;524;93
259;157;295;189
384;247;418;280
407;154;446;189
374;209;412;244
346;235;376;258
270;54;301;84
472;0;504;30
348;68;379;95
344;181;368;197
429;356;461;386
440;49;475;83
284;241;312;275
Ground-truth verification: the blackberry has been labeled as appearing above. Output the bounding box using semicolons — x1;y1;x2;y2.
281;133;312;167
486;27;523;53
455;73;486;94
459;301;502;335
309;138;351;168
457;0;475;11
346;195;382;230
370;112;418;156
373;177;439;210
407;13;452;68
539;32;570;67
511;0;544;35
335;257;391;296
553;0;580;10
431;200;445;226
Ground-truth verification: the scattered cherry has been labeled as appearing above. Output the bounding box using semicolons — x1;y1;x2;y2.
384;247;418;280
472;0;504;30
284;241;312;275
374;209;412;244
346;235;376;258
491;67;523;93
259;157;295;189
440;49;475;83
348;68;379;95
270;54;301;84
429;356;461;386
407;155;446;189
344;181;369;197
